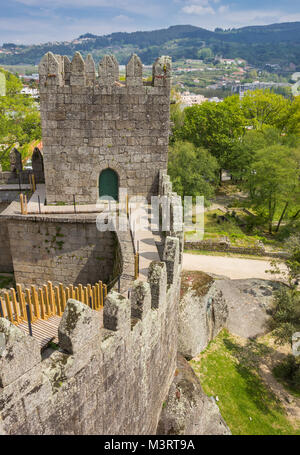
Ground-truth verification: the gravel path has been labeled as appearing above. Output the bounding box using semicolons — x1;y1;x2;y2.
183;253;287;281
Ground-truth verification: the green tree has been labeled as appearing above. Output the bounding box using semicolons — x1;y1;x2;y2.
242;89;290;132
170;89;185;144
168;141;218;201
197;47;213;60
0;68;41;169
229;126;293;181
243;146;300;234
268;287;300;346
179;96;246;176
284;95;300;135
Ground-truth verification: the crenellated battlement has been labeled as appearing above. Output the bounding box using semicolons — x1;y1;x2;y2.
39;51;172;205
39;51;171;91
0;233;181;435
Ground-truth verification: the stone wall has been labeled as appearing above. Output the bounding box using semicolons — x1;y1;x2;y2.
0;203;13;273
0;171;31;185
5;216;116;287
0;188;22;204
0;236;181;435
39;52;171;204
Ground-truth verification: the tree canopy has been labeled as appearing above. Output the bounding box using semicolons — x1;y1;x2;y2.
0;68;41;169
242;145;300;234
168;141;218;201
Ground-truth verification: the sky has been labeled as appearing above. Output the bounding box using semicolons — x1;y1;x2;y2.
0;0;300;45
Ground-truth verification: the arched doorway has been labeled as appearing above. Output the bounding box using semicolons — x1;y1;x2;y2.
99;168;119;201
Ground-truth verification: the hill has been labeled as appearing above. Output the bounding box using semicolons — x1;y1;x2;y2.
1;22;300;69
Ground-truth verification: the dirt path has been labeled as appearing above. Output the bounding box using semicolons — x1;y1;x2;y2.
257;340;300;422
183;253;287;281
229;334;300;425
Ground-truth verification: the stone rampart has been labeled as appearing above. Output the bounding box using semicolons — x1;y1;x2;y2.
0;236;181;435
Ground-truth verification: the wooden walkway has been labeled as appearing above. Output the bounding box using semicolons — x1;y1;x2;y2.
0;280;106;350
18;315;61;348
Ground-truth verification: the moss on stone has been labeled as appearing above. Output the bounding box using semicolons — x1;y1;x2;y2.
181;271;213;298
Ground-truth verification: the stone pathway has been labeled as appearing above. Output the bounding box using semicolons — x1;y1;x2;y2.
27;184;104;214
183;253;287;281
0;184;31;191
131;203;161;281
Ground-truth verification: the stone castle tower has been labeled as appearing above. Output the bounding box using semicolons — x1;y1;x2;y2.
39;52;172;204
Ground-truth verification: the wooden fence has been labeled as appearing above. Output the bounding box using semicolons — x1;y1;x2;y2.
0;281;107;326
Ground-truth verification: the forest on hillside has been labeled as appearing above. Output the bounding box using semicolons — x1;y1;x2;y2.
1;23;300;68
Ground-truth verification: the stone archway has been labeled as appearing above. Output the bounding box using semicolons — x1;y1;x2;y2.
99;168;119;201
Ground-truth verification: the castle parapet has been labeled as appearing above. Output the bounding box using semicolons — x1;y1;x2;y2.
70;52;86;87
58;299;101;354
131;281;151;320
0;232;181;435
0;318;41;387
38;51;171;90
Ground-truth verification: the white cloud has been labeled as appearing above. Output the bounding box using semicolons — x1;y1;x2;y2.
218;9;300;26
218;5;228;14
180;0;220;16
0;15;142;45
182;5;215;15
14;0;163;16
175;4;300;30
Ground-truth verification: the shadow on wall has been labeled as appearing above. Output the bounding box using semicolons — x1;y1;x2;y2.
6;219;117;287
74;232;118;286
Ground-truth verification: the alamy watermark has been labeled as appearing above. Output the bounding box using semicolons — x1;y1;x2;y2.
95;189;204;241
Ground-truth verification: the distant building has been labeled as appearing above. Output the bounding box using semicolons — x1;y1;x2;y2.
180;91;207;107
232;81;291;98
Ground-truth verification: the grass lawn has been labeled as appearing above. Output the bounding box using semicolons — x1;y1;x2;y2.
186;208;285;251
190;330;300;435
183;249;277;261
0;274;15;289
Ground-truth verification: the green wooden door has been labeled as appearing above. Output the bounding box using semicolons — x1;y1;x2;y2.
99;168;118;201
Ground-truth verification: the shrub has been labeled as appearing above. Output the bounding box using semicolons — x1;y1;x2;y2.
273;355;300;391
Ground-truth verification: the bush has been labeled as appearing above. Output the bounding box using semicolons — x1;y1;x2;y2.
273;355;300;391
268;288;300;345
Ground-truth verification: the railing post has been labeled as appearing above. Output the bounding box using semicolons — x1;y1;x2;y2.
32;174;36;193
18;173;22;193
102;285;105;306
38;195;41;214
26;304;33;337
134;253;140;280
0;297;4;318
20;193;25;215
24;194;28;215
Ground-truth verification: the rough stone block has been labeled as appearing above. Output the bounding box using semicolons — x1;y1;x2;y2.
0;319;41;388
163;236;179;285
131;281;151;320
58;299;101;354
148;261;167;309
103;291;130;333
